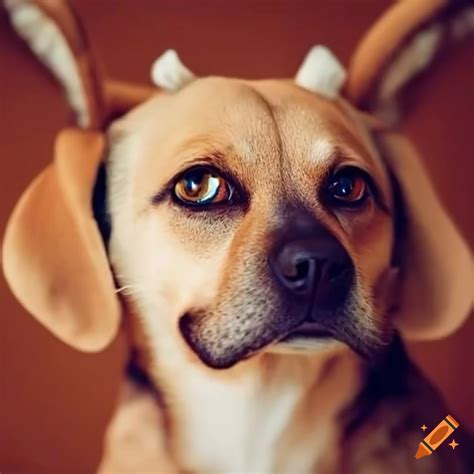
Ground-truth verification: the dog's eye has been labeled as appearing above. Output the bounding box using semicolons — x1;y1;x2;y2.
174;167;232;206
326;167;369;207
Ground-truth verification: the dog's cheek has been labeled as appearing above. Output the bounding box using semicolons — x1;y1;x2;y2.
349;212;393;305
323;213;395;349
128;210;234;321
167;205;245;258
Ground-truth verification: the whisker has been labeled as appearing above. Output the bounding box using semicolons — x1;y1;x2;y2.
115;284;142;295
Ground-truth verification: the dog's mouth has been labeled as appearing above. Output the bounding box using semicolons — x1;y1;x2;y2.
180;309;345;368
281;322;333;341
267;321;341;354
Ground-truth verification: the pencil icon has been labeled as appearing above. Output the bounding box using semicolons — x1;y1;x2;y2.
415;415;459;459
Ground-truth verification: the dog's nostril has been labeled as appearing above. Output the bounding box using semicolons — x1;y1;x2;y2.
285;259;310;282
276;257;318;293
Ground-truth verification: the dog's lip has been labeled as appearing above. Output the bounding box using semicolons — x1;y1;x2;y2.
280;322;334;341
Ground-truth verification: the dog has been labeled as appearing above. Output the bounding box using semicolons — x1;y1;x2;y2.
3;0;473;472
91;77;469;474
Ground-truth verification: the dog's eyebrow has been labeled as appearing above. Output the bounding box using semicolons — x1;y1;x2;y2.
174;135;237;158
308;138;337;164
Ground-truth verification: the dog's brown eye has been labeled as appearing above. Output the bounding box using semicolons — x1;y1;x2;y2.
174;167;232;206
327;167;369;206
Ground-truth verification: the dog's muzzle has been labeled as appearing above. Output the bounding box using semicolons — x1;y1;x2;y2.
266;216;359;353
178;213;373;369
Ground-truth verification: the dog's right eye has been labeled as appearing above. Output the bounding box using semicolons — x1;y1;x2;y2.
173;167;233;207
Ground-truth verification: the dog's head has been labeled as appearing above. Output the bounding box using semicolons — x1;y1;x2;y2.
3;0;472;368
105;78;398;368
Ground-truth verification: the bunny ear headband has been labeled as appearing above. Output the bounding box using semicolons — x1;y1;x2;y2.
2;0;473;351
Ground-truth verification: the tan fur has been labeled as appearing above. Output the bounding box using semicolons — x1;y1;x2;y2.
104;78;397;472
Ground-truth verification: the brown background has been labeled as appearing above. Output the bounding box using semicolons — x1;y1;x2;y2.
0;1;472;472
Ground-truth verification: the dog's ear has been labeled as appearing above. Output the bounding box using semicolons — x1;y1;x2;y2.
340;0;474;339
2;129;121;351
2;0;158;351
374;131;472;340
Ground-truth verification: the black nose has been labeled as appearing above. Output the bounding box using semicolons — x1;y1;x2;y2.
269;218;354;310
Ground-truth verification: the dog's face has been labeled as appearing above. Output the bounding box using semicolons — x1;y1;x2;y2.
107;77;397;369
4;0;470;370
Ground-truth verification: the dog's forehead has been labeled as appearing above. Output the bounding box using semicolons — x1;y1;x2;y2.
175;76;349;125
120;77;387;196
131;77;363;147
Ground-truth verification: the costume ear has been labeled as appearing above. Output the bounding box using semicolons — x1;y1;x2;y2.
345;0;474;122
5;0;107;128
376;132;472;340
2;129;121;351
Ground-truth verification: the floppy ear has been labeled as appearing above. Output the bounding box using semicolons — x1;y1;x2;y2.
375;132;472;340
340;0;473;339
2;129;121;351
2;0;165;352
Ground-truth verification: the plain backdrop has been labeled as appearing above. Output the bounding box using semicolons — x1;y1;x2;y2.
0;1;473;472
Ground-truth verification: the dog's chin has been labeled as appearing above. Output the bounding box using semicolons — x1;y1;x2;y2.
179;312;283;370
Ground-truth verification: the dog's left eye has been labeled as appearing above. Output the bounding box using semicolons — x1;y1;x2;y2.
173;167;232;207
326;167;370;207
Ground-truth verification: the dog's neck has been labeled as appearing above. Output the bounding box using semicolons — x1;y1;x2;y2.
140;338;363;473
